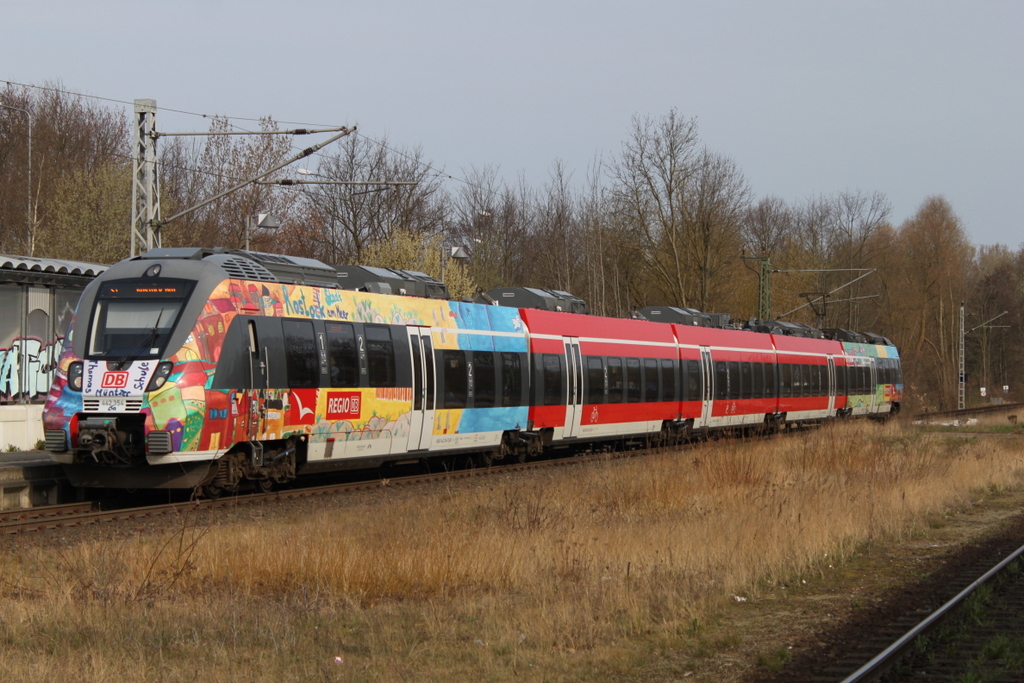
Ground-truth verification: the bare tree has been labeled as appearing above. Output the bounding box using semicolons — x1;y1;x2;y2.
0;82;128;258
296;134;447;265
611;110;700;306
742;196;793;258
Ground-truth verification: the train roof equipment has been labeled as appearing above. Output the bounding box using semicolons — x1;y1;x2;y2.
476;287;589;314
767;320;825;339
138;248;340;287
821;328;868;343
335;265;449;299
638;306;711;327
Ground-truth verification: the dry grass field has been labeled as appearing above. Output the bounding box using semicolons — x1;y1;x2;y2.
1;421;1023;681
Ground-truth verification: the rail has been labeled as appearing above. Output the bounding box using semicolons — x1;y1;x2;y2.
840;540;1024;682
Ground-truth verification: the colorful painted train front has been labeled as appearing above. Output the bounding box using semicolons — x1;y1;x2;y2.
42;248;902;492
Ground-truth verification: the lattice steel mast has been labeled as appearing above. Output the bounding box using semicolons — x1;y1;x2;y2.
130;99;160;257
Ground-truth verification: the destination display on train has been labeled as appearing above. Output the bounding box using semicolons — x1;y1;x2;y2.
99;279;193;298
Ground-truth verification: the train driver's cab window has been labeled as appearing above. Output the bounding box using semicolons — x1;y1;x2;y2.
87;279;193;360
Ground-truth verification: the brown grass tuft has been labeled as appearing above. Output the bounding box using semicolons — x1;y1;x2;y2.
2;421;1023;680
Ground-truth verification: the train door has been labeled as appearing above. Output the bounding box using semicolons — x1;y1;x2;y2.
869;357;879;413
406;327;435;451
247;319;267;441
827;356;836;413
699;346;714;425
563;337;583;438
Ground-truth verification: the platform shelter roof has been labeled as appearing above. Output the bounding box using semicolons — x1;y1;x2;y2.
0;254;108;287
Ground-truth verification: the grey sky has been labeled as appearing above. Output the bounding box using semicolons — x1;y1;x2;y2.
4;1;1022;247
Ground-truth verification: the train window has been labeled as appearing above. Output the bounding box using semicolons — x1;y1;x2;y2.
586;356;605;404
474;352;496;408
714;362;728;400
411;338;423;410
809;364;819;396
326;322;358;388
423;337;435;410
686;360;701;401
820;365;829;395
661;359;676;402
608;358;623;403
365;325;396;387
752;363;765;399
765;363;776;398
282;320;319;389
741;363;753;399
836;365;846;395
542;354;564;405
792;364;803;397
442;350;468;408
501;353;523;407
626;358;642;402
779;364;791;398
86;279;193;360
727;361;740;400
643;359;659;402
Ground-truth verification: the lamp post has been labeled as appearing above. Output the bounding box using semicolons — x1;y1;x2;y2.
440;244;470;283
246;213;281;251
0;104;32;254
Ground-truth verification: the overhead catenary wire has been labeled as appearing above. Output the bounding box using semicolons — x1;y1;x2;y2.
0;78;498;200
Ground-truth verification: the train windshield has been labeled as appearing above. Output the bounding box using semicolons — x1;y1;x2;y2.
87;279;194;360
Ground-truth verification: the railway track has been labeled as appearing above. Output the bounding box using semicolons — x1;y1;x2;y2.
0;448;630;535
757;511;1024;683
839;541;1024;681
915;402;1024;422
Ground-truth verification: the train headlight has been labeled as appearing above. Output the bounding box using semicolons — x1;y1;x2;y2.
67;362;84;392
146;361;174;392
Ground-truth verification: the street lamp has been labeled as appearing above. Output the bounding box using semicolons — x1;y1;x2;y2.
440;244;470;283
246;213;281;251
0;104;32;254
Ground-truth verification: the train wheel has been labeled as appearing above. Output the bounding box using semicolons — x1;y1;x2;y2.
256;479;274;494
201;484;223;500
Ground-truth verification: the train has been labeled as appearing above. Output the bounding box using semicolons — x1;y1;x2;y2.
41;247;902;494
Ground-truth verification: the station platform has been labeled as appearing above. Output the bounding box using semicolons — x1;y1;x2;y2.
0;451;68;510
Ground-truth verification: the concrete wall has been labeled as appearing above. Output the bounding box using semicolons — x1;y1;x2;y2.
0;404;44;451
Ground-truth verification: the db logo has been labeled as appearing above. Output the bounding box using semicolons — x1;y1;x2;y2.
326;392;361;420
100;371;130;389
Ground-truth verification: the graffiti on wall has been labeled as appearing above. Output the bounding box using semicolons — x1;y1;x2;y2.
0;336;63;402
